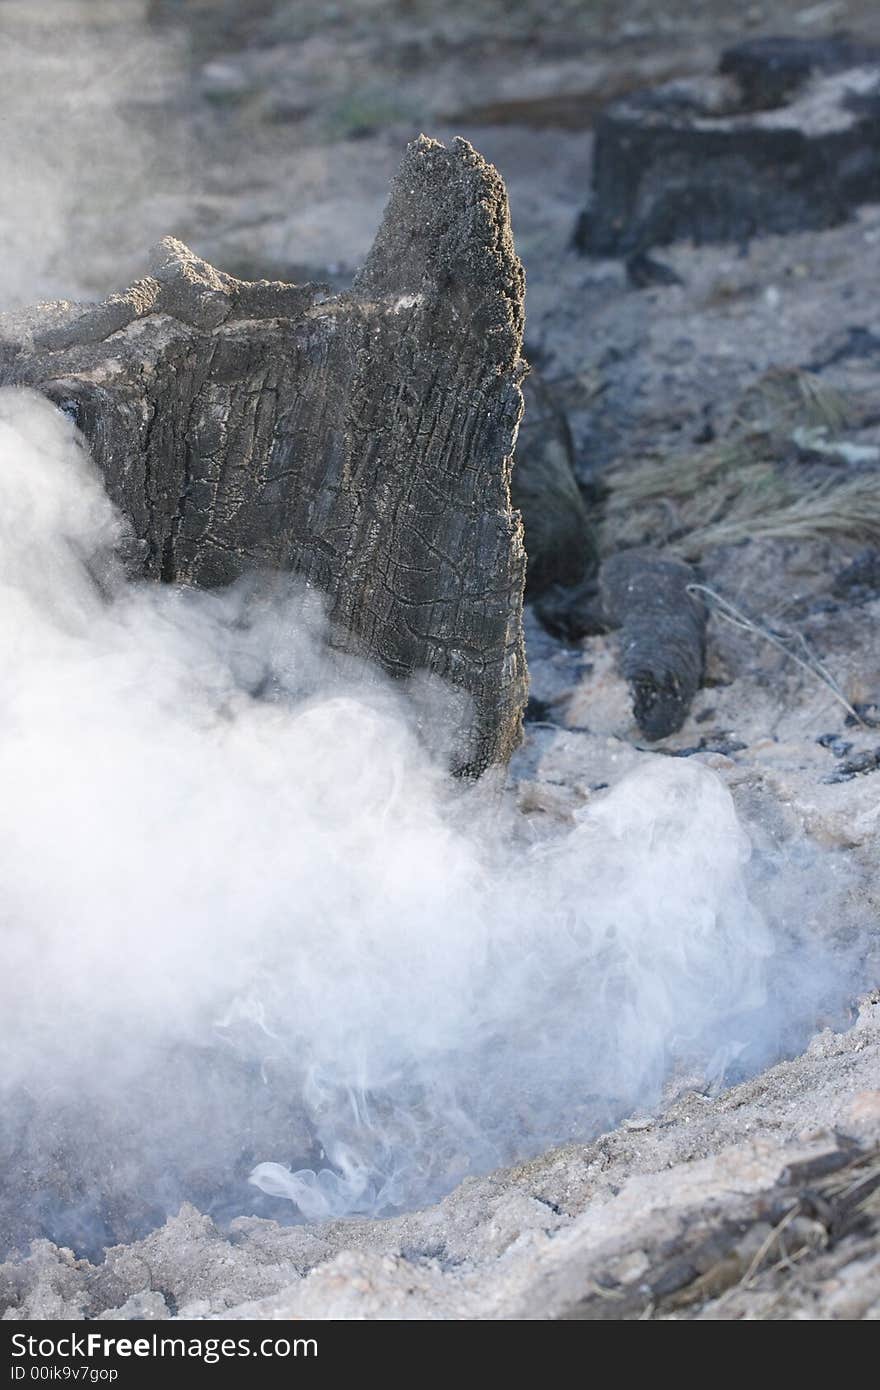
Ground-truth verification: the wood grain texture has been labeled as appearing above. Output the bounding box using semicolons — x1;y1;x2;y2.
2;136;528;773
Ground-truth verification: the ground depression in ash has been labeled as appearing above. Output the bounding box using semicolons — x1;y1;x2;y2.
0;387;844;1260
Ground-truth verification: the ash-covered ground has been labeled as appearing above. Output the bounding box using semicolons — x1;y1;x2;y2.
2;0;880;1320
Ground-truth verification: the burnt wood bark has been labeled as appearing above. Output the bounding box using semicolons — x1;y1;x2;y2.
575;36;880;258
601;550;706;740
0;136;528;775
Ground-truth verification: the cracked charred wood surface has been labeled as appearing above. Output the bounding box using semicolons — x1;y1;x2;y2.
601;550;706;740
1;136;528;775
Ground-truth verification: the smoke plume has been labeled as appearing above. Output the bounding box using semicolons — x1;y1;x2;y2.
0;1;188;308
0;388;870;1255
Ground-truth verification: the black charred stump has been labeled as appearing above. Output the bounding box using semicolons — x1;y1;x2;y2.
601;550;707;740
1;137;528;775
575;35;880;259
719;34;879;109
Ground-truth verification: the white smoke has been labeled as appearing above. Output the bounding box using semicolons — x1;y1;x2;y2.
0;2;189;307
0;388;873;1253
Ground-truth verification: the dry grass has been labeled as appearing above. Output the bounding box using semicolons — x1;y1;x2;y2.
682;471;880;556
689;582;864;722
602;370;880;559
732;367;852;437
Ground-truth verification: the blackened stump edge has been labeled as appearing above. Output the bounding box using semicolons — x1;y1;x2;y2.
1;136;529;776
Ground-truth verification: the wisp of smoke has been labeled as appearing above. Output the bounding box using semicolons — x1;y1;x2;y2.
0;389;869;1254
0;2;189;308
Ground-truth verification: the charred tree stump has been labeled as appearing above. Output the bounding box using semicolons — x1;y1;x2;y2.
0;136;528;775
575;36;880;259
601;550;706;740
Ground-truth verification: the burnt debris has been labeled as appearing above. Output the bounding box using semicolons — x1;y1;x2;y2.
817;732;855;759
575;35;880;260
560;1138;880;1320
822;748;880;784
832;548;880;604
601;550;707;740
511;369;597;598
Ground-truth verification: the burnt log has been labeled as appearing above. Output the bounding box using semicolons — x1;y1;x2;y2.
0;136;528;775
601;550;706;740
575;36;880;258
512;369;597;596
719;34;879;110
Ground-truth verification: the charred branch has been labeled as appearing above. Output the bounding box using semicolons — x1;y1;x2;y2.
601;550;706;739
